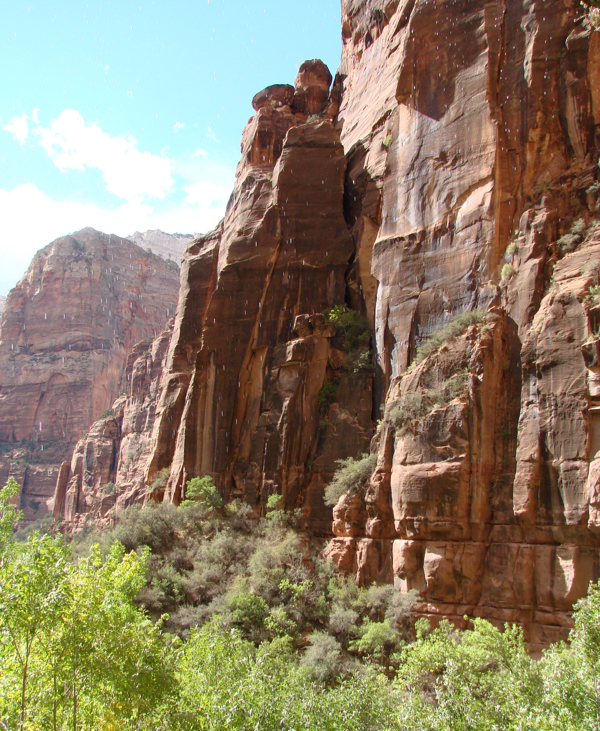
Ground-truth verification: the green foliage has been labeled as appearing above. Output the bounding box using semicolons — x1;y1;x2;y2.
183;475;224;510
99;407;114;419
505;240;518;258
387;371;468;434
5;473;600;728
150;465;171;492
0;477;22;553
326;305;370;352
558;218;587;253
0;517;171;729
317;380;338;408
583;283;600;306
414;310;487;364
324;452;377;507
501;262;516;281
383;133;393;148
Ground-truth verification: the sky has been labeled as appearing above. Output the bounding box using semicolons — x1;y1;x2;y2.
0;0;342;296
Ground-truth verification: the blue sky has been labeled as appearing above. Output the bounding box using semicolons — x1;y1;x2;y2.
0;0;342;295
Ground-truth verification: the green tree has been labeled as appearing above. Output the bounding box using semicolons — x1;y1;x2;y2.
183;476;223;511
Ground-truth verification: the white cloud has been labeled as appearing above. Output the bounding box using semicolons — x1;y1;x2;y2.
206;126;217;141
34;109;173;203
192;147;209;158
183;181;230;209
173;122;185;133
3;112;29;145
0;181;232;295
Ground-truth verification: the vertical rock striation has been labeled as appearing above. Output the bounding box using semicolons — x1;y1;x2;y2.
323;0;600;648
49;2;600;647
145;61;373;533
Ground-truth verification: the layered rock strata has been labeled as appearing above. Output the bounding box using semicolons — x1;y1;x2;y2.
53;322;174;523
323;0;600;648
0;228;179;520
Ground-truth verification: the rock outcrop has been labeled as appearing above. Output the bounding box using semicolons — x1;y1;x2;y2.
0;228;179;521
53;321;174;524
322;0;600;649
126;230;195;264
50;1;600;648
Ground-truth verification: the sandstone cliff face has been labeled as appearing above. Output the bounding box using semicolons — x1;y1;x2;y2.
0;228;179;520
126;230;195;264
322;0;600;648
145;60;374;533
49;2;600;647
53;321;174;524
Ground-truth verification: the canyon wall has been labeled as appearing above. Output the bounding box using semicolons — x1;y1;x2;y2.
0;228;179;520
50;1;600;646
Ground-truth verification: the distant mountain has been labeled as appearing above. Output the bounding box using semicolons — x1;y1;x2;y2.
126;230;196;264
0;227;180;522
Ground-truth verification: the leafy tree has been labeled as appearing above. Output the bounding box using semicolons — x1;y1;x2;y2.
183;476;223;511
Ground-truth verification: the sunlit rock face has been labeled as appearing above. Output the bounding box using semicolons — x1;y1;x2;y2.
324;0;600;649
143;62;373;536
0;228;179;521
50;0;600;649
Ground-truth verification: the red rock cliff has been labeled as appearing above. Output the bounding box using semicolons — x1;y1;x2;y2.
51;2;600;648
323;0;600;649
0;228;179;520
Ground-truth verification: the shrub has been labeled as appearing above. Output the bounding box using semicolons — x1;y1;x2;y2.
326;306;370;352
317;380;338;408
387;371;468;434
505;240;518;258
102;482;117;495
300;632;345;684
183;475;224;510
414;309;486;364
99;407;115;419
382;133;393;148
501;262;516;281
558;218;586;253
324;452;377;506
150;466;171;492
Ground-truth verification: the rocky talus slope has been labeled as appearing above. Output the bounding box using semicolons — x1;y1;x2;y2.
0;228;179;521
52;2;600;647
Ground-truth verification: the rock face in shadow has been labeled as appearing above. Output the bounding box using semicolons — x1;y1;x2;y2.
53;321;174;524
0;228;179;521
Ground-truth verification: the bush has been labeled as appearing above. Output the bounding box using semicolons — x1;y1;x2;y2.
300;632;345;684
558;218;586;253
324;452;377;506
326;306;370;352
317;380;338;408
99;407;114;419
183;475;223;510
387;371;468;435
501;262;516;281
414;310;486;364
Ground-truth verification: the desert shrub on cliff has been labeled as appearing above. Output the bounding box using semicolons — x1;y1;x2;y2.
414;309;487;365
387;371;468;435
326;305;372;372
558;217;587;253
324;452;377;506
